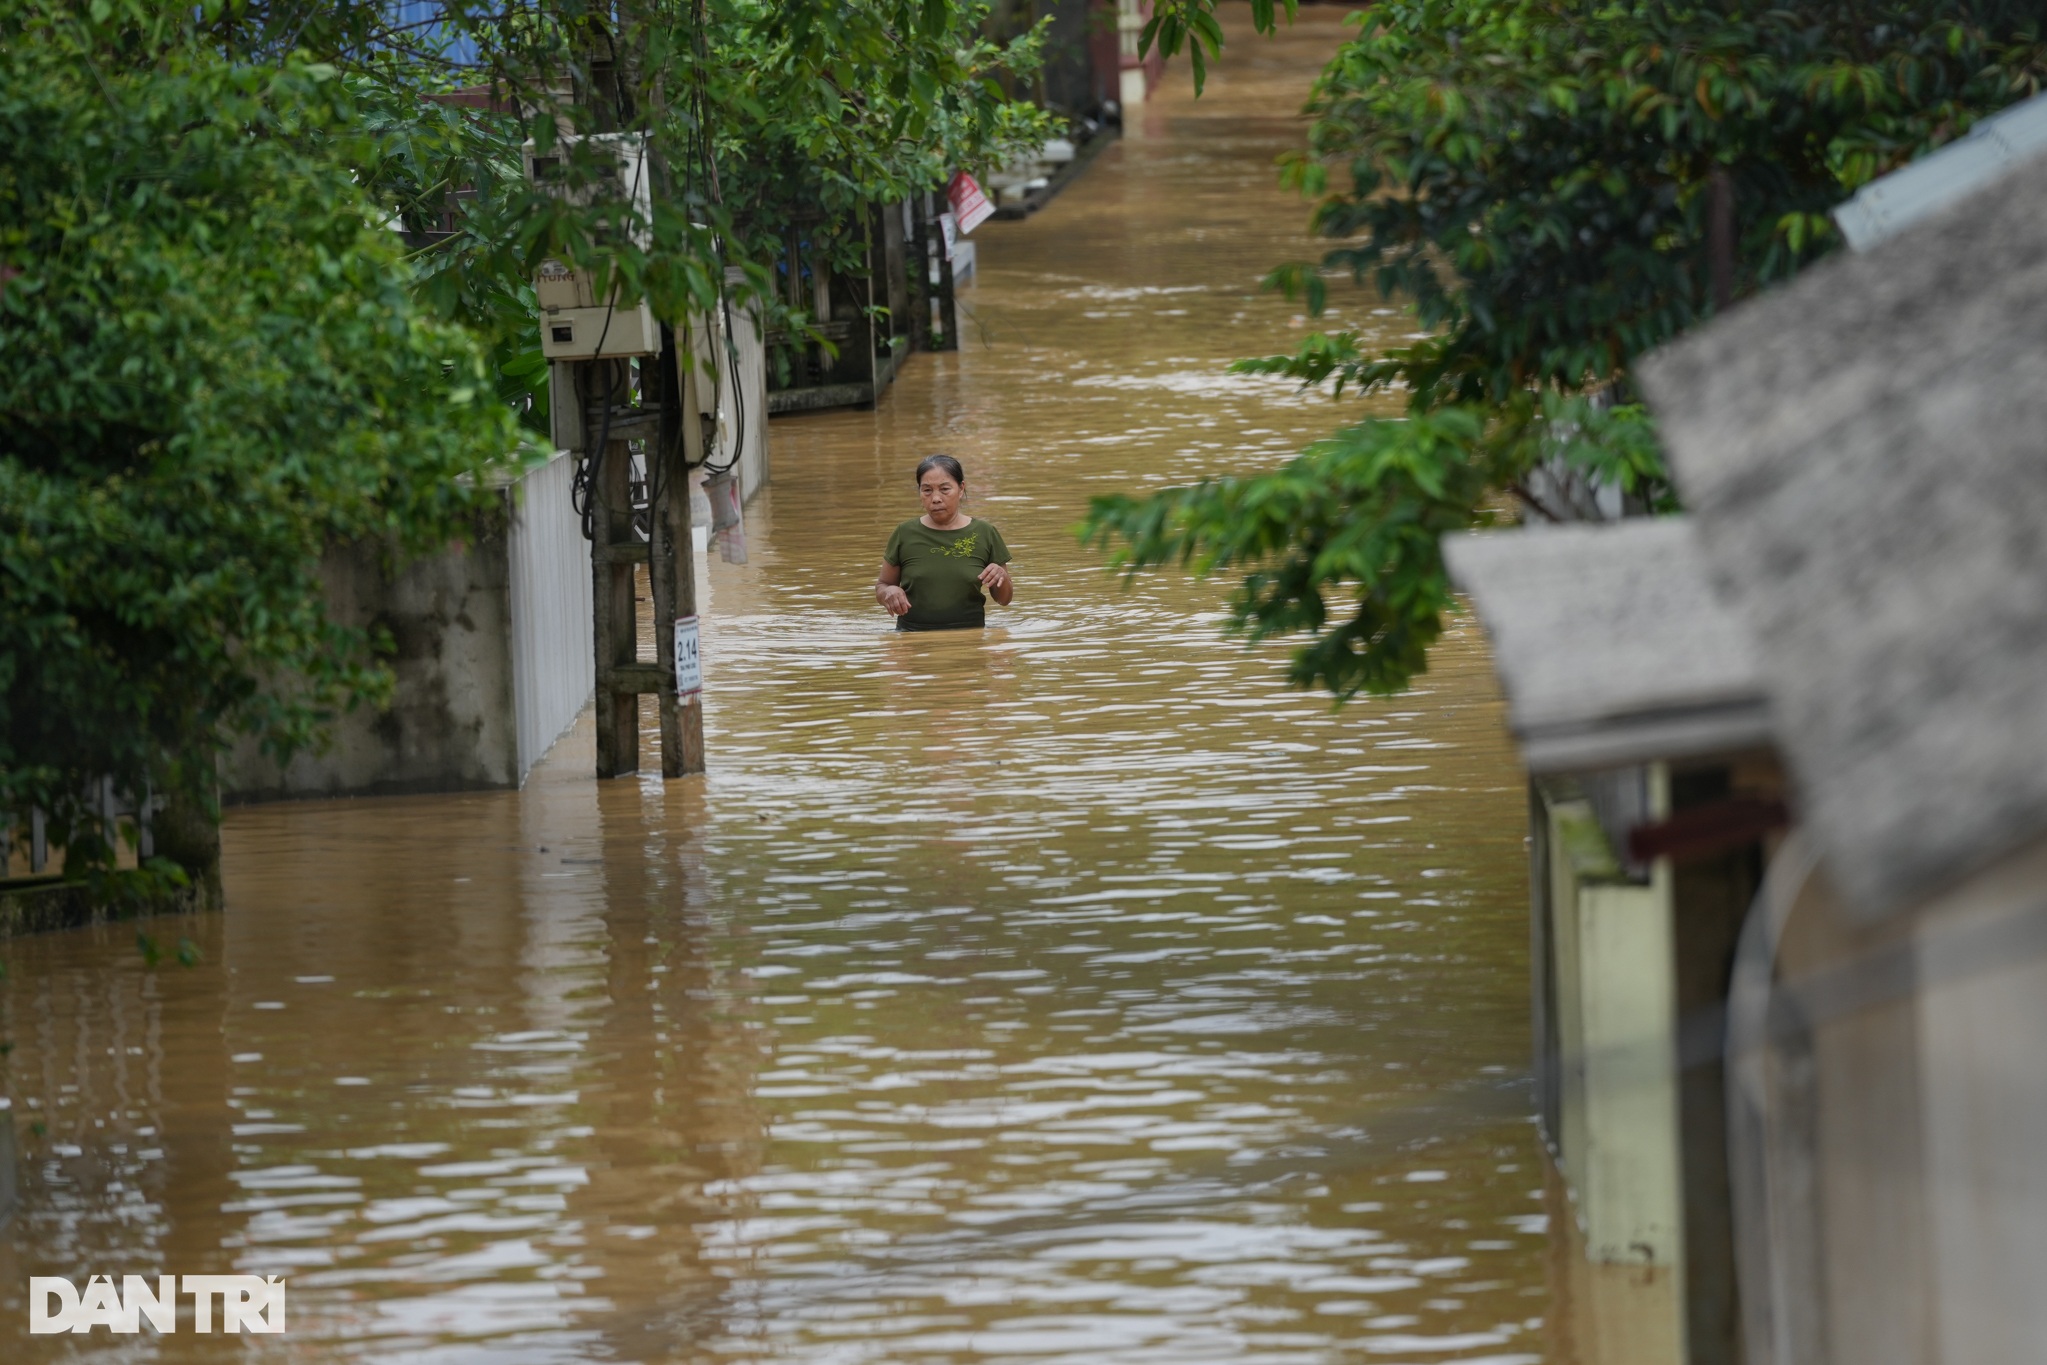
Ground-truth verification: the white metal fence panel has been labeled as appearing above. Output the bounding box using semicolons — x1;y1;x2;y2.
508;449;594;781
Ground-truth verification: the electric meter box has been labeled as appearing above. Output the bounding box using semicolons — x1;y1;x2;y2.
523;133;660;360
538;299;661;360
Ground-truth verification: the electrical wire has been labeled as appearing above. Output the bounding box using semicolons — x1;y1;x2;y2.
567;127;648;540
570;359;619;541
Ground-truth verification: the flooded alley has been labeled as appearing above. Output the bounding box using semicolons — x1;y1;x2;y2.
0;11;1555;1362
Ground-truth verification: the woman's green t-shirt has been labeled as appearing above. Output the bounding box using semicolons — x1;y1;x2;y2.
884;517;1012;630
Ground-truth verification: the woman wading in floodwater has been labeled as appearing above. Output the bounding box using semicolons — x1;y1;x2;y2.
874;455;1014;630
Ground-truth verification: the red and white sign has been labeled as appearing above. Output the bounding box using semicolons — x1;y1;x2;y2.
947;172;995;235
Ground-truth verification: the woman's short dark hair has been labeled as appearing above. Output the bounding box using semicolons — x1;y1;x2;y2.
915;454;965;485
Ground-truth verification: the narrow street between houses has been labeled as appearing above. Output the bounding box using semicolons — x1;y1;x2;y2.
0;12;1558;1363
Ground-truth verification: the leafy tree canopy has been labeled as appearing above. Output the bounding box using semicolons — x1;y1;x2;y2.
1;0;1051;872
309;0;1058;422
1086;0;2047;699
0;7;526;867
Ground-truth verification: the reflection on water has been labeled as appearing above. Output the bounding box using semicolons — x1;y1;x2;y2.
0;9;1559;1361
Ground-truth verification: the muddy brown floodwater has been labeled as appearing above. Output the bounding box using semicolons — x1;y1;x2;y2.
0;9;1564;1363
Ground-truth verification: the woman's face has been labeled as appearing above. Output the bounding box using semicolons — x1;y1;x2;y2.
919;470;964;522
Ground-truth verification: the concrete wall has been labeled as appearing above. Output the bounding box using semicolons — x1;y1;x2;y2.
1917;836;2047;1364
1748;864;1923;1365
1759;831;2047;1365
1533;772;1687;1365
226;450;591;801
1732;828;2047;1365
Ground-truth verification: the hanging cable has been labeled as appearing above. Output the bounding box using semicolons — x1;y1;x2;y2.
570;358;621;541
566;118;651;541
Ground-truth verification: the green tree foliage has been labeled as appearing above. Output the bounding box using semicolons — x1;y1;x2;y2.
0;7;528;866
1;0;1050;874
318;0;1056;386
1140;0;1297;94
1086;0;2047;699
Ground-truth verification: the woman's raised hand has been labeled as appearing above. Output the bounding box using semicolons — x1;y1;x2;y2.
977;561;1013;607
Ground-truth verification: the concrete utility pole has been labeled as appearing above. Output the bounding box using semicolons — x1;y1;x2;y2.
533;30;709;781
650;331;706;778
572;347;704;781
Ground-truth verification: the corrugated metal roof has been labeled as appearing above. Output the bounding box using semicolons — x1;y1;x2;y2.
1833;91;2047;250
1443;520;1772;775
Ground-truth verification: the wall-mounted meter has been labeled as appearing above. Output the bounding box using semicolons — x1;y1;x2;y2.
522;133;660;360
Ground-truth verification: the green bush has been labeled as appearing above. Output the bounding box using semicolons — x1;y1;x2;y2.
0;16;527;866
1090;0;2047;699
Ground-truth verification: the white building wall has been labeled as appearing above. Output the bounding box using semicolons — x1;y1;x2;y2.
689;285;769;506
1915;833;2047;1365
725;291;771;505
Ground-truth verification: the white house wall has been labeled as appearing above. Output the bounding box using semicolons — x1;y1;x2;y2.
1915;832;2047;1365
